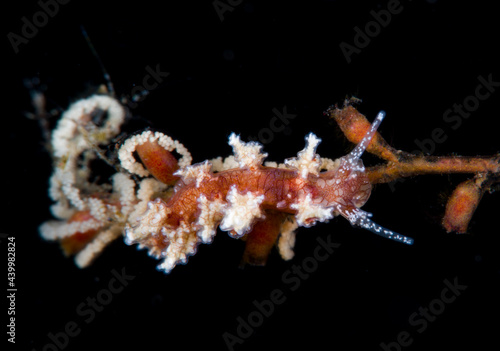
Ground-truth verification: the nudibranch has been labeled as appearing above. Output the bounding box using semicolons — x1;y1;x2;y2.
40;94;413;273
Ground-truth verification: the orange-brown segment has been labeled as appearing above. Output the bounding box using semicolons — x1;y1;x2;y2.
241;211;286;266
60;211;100;256
328;105;399;163
136;141;180;185
442;178;482;233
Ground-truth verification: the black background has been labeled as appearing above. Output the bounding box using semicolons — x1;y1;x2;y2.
4;1;500;350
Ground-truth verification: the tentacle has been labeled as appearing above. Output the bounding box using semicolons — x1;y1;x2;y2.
347;111;385;161
337;111;386;175
337;205;414;245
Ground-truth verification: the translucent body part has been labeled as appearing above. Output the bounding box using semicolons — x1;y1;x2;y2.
343;207;414;245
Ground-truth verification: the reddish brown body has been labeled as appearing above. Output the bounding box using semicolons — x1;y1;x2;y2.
157;166;369;226
133;155;372;264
